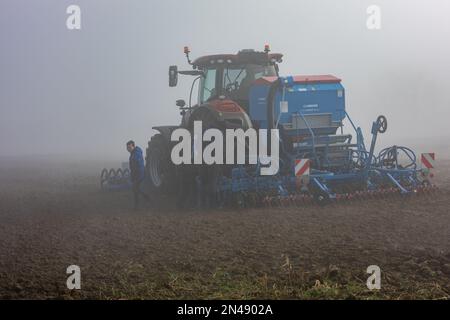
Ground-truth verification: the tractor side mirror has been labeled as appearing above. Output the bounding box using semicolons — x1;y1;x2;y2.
169;65;178;87
176;99;186;108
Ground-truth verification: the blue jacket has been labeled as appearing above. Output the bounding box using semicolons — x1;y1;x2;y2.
129;146;145;182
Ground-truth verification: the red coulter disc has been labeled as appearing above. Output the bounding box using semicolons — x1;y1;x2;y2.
385;188;391;198
267;196;272;206
291;194;298;206
299;194;306;206
363;190;369;199
377;189;384;198
285;196;290;206
274;196;281;207
292;195;298;206
298;195;304;205
287;195;294;207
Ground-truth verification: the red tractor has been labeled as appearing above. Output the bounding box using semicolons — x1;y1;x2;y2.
146;46;283;206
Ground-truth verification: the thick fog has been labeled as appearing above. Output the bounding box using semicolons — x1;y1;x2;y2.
1;0;449;162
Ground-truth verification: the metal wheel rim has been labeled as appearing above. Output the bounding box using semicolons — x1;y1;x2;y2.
149;154;163;187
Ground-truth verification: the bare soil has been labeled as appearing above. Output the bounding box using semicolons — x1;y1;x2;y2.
0;157;449;299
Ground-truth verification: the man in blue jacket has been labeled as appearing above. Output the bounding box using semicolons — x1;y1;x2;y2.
127;140;149;210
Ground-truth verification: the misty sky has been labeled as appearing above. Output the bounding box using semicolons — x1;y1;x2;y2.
1;0;449;161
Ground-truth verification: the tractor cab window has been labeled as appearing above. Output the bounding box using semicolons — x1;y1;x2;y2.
199;64;276;104
199;68;217;103
223;67;247;93
223;64;276;102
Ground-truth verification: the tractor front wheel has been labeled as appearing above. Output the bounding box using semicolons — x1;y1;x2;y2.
146;134;176;194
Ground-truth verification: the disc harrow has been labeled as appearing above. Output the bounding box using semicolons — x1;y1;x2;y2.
100;167;132;191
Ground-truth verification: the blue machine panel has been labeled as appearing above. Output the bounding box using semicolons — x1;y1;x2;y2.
249;76;346;130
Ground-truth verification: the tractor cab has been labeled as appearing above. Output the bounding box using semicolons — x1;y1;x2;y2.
170;47;283;112
193;49;282;111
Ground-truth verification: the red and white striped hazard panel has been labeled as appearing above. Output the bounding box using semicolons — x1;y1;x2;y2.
295;159;310;176
421;153;435;169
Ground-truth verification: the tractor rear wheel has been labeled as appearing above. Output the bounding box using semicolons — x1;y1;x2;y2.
187;108;226;208
146;134;176;194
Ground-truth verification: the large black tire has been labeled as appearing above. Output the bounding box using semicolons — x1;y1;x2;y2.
145;134;176;194
186;108;226;208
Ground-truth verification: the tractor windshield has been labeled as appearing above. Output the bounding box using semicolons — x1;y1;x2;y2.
199;64;276;104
